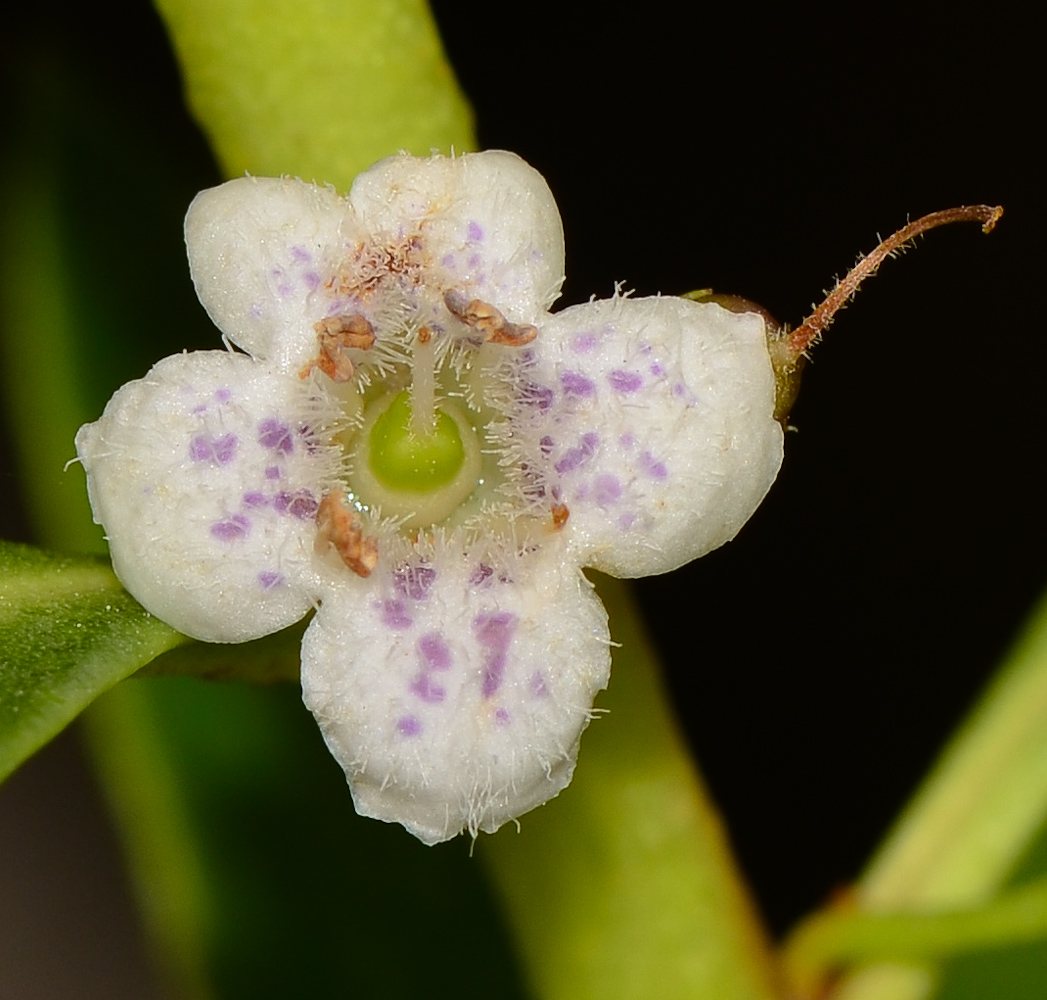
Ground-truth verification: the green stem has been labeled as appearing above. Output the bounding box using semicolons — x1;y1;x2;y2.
786;876;1047;996
481;575;782;1000
153;0;475;187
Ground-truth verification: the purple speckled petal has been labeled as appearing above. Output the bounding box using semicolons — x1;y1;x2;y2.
418;633;452;671
381;599;413;630
474;611;516;699
189;436;213;462
258;418;294;454
211;514;250;541
212;433;238;464
608;369;643;393
593;474;622;506
561;371;595;397
554;431;599;475
394;563;437;601
410;673;447;704
397;715;422;737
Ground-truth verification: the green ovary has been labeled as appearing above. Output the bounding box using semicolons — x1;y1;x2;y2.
347;389;484;529
369;392;464;490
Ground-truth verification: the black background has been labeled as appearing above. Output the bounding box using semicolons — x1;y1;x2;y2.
1;0;1041;986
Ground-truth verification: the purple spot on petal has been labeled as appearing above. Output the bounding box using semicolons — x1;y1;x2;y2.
469;564;493;587
619;433;636;449
441;253;456;268
397;715;422;737
561;371;595;397
410;672;446;703
258;570;284;590
650;363;665;376
554;432;599;475
521;382;554;410
619;512;637;529
303;272;321;290
215;388;231;403
495;707;511;725
290;245;311;263
394;563;437;601
189;436;213;462
265;466;281;480
212;433;238;464
529;671;549;698
609;369;643;393
382;599;413;630
673;383;686;397
640;451;668;480
243;491;268;508
258;418;294;454
467;221;484;241
467;253;482;269
474;612;517;699
211;515;250;541
288;491;319;520
593;474;623;506
571;331;597;353
539;435;554;455
418;633;452;671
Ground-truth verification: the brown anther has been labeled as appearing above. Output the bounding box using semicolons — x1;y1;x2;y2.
551;503;570;530
444;290;538;347
301;313;376;382
417;325;432;345
317;493;378;577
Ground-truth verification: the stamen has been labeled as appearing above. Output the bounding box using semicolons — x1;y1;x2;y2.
317;493;379;577
444;290;538;346
302;313;376;382
411;326;437;436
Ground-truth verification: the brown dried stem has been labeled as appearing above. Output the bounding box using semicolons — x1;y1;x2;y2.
784;204;1003;359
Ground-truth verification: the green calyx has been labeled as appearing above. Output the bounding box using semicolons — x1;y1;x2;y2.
368;391;465;492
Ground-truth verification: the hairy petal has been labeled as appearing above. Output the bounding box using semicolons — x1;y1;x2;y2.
76;351;337;642
301;542;610;845
348;150;566;322
536;296;784;577
186;176;351;370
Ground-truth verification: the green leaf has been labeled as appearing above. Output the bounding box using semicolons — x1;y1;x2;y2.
0;540;188;782
153;0;476;188
788;585;1047;1000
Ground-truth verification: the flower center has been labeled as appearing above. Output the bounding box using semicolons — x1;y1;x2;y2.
368;391;464;490
343;364;485;531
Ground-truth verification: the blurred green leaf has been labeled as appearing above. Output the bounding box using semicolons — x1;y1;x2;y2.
788;586;1047;1000
0;540;187;782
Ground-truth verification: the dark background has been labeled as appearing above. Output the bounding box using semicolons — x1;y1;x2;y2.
1;1;1041;994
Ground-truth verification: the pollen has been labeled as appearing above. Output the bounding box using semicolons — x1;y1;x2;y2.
444;290;538;346
301;313;376;382
317;493;379;577
551;502;570;530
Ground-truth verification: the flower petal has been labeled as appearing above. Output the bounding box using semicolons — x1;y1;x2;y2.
348;150;565;323
535;296;784;577
301;541;610;845
186;176;350;370
76;351;337;642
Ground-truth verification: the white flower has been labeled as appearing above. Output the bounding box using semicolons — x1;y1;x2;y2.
76;151;784;844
